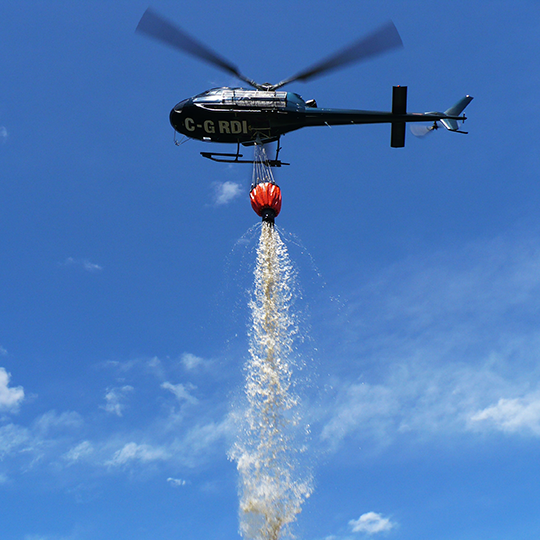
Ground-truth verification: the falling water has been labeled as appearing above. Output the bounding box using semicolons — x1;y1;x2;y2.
230;221;312;540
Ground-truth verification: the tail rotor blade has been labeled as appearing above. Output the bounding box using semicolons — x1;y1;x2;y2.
410;122;439;137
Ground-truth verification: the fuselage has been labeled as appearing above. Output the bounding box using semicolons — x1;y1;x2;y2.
170;87;304;144
169;87;440;145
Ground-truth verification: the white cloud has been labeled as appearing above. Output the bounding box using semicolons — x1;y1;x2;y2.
319;358;520;450
167;477;188;487
470;392;540;435
0;411;84;470
65;416;231;471
0;346;7;356
24;531;81;540
213;181;242;205
0;126;7;144
0;423;30;458
102;385;134;417
181;352;204;371
63;441;94;463
82;260;103;272
33;410;83;434
61;257;103;272
0;368;24;410
146;356;165;378
161;381;198;404
349;512;396;535
177;419;232;463
107;442;170;466
321;382;398;447
315;231;540;449
0;350;231;477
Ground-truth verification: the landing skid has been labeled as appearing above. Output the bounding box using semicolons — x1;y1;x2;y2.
200;141;289;167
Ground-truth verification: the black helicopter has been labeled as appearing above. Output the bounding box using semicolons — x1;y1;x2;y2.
136;8;472;167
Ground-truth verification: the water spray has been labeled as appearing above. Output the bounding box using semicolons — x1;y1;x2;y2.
231;170;312;539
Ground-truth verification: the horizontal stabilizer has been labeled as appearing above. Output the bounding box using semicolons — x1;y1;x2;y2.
391;122;406;147
391;85;407;147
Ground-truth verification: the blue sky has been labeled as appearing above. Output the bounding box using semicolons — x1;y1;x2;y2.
1;1;540;539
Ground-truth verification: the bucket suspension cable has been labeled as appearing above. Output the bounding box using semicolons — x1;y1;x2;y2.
250;143;282;224
252;143;277;188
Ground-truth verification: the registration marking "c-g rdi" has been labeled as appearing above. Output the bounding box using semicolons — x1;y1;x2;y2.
184;118;249;135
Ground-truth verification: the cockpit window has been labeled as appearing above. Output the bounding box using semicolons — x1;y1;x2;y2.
195;88;223;98
194;87;245;98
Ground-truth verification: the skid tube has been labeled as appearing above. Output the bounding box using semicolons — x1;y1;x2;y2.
200;141;289;167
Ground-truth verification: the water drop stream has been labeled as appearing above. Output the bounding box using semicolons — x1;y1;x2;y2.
230;222;312;540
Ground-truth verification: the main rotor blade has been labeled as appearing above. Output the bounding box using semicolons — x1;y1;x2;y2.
136;8;259;89
272;21;403;90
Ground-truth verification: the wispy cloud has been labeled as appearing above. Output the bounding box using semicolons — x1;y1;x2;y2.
0;423;31;458
161;381;198;404
106;442;170;466
0;410;84;465
0;344;230;494
63;416;232;471
63;440;94;463
61;257;103;272
0;367;24;411
169;418;233;468
24;529;83;540
349;512;396;535
0;353;230;481
315;230;540;449
213;181;242;205
181;352;205;371
0;126;7;144
102;386;134;417
319;358;523;449
167;476;188;487
33;410;83;434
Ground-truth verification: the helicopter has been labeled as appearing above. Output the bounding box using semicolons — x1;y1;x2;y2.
136;8;473;167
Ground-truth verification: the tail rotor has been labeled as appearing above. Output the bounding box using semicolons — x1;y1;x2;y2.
411;95;473;138
410;121;440;138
